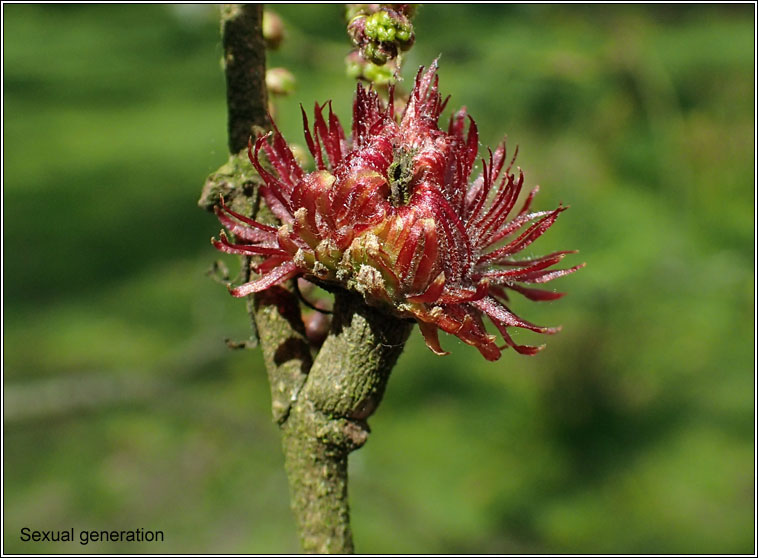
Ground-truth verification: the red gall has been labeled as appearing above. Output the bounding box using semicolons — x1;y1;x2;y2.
213;61;583;360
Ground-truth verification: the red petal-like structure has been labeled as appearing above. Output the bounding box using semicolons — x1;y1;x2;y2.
213;60;584;360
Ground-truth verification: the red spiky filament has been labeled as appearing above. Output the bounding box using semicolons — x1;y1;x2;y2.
213;60;584;360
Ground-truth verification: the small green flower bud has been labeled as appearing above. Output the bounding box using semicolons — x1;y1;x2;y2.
346;50;399;87
362;61;396;85
346;5;415;66
363;42;389;65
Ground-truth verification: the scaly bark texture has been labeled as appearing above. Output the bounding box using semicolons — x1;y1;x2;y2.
282;292;411;553
201;5;411;553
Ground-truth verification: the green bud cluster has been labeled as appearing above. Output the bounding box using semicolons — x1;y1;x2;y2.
347;5;415;66
364;10;413;47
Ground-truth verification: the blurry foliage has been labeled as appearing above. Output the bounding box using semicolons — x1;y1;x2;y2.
3;4;754;554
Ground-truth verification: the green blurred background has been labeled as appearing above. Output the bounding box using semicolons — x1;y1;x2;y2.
3;4;754;554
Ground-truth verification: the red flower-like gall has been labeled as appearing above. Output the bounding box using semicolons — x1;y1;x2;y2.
213;61;583;360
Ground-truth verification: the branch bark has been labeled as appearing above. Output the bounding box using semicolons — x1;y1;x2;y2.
201;5;412;553
221;4;268;153
282;293;411;553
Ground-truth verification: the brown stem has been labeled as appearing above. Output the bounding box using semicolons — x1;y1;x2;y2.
203;5;412;553
204;4;312;426
221;4;268;153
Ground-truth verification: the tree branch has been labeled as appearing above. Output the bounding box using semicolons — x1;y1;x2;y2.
282;292;412;553
221;3;268;153
202;4;312;425
202;5;413;553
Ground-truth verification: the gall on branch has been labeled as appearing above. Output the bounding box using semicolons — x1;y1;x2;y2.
213;61;584;360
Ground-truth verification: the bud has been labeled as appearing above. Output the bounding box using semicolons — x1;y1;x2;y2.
303;308;331;348
345;50;398;86
262;10;285;50
213;61;583;360
347;5;415;65
266;67;296;96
